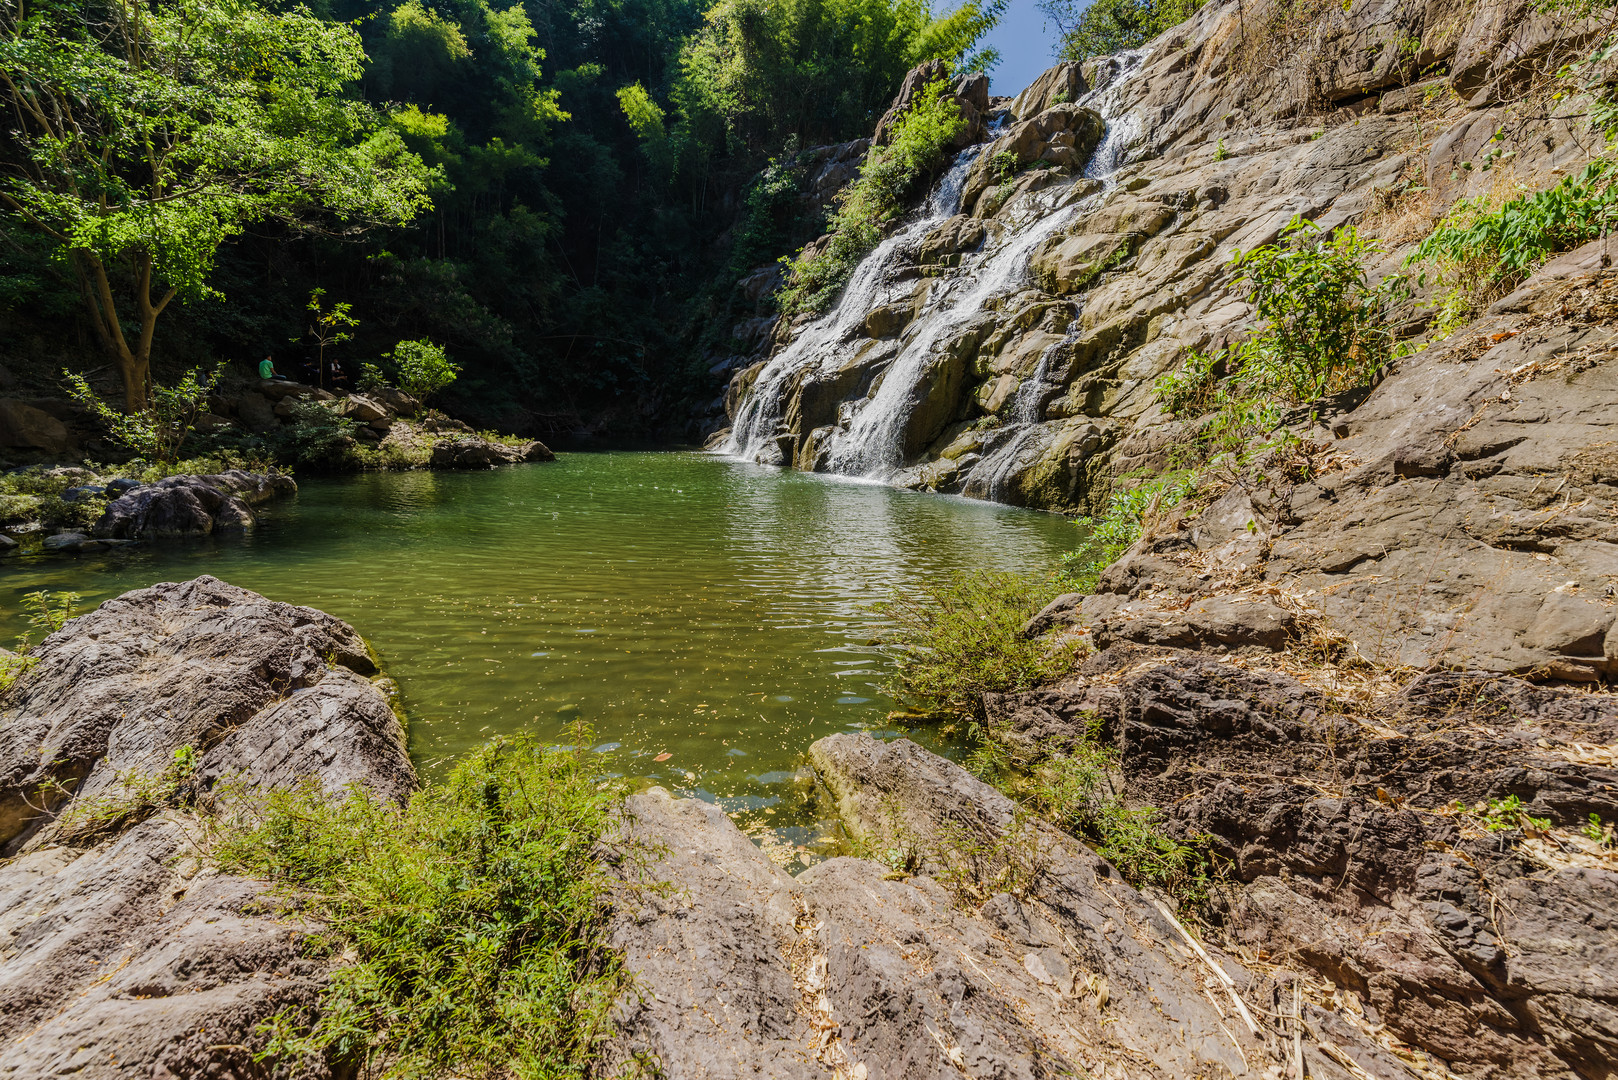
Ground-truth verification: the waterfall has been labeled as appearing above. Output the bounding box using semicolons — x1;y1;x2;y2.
719;147;984;464
721;49;1150;484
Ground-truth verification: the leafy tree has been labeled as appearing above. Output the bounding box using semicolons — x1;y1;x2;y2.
63;361;223;464
1038;0;1202;64
388;338;461;400
0;0;434;410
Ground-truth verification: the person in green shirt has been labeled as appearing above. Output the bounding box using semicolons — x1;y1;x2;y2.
259;355;292;381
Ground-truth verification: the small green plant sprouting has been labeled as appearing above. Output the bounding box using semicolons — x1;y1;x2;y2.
968;717;1207;905
217;733;638;1079
1585;812;1614;847
54;743;199;840
64;362;224;466
875;570;1082;721
1213;137;1228;161
26;589;80;636
1;590;81;695
1477;794;1552;833
992;149;1019;183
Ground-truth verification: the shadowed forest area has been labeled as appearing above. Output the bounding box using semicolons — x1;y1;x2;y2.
0;0;1012;436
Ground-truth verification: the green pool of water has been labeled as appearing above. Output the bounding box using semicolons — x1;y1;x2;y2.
1;451;1076;857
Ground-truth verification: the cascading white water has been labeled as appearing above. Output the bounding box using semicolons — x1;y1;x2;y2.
825;49;1151;481
719;147;984;463
952;49;1151;501
722;49;1150;483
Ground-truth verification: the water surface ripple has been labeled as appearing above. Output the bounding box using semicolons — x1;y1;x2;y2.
0;452;1075;850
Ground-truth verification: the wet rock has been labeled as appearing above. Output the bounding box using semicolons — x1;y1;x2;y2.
0;576;411;1078
428;434;553;468
92;470;296;539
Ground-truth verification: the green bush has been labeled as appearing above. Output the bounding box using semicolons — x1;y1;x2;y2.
1039;0;1203;64
875;570;1080;720
63;362;224;465
217;735;635;1079
1411;160;1618;328
777;78;966;315
387;338;461;401
967;720;1207;904
284;400;360;469
1228;218;1405;402
1057;472;1198;594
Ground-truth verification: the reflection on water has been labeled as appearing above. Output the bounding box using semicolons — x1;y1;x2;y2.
0;452;1076;857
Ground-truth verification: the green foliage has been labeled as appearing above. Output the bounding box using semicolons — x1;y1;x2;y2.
967;721;1207;904
358;363;390;392
0;590;80;696
1213;137;1228;162
305;289;360;389
217;735;635;1080
388;338;462;400
1152;347;1221;418
1040;0;1203;64
25;589;80;637
1057;472;1198;593
0;0;433;406
64;363;225;465
1478;794;1552;833
778;79;965;314
1227;218;1406;402
285;401;360;469
1586;813;1614;847
875;570;1081;720
674;0;998;159
55;742;200;841
1410;160;1618;328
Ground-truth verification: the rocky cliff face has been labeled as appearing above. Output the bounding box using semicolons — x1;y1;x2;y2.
712;0;1618;684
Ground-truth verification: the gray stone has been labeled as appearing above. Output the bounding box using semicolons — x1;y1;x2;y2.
0;399;73;454
0;575;411;1078
93;470;295;539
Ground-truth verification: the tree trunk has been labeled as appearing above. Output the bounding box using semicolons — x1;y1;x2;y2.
73;252;172;411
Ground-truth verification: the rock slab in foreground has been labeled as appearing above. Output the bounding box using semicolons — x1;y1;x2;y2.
0;575;414;1079
609;733;1414;1080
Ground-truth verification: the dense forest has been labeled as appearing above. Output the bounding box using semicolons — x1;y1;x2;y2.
1;0;1024;434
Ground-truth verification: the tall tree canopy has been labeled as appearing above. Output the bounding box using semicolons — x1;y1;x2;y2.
0;0;434;408
0;0;1002;427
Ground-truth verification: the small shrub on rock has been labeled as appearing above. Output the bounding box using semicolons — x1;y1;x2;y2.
387;338;460;402
876;570;1080;720
218;735;637;1079
63;362;224;465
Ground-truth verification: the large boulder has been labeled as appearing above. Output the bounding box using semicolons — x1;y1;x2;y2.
92;470;296;539
0;576;413;1078
0;399;74;455
1009;61;1087;120
428;435;553;468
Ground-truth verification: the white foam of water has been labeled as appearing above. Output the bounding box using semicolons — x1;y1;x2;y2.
723;49;1152;481
720;147;983;463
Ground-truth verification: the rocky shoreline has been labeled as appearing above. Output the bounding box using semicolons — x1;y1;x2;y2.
2;575;1612;1078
